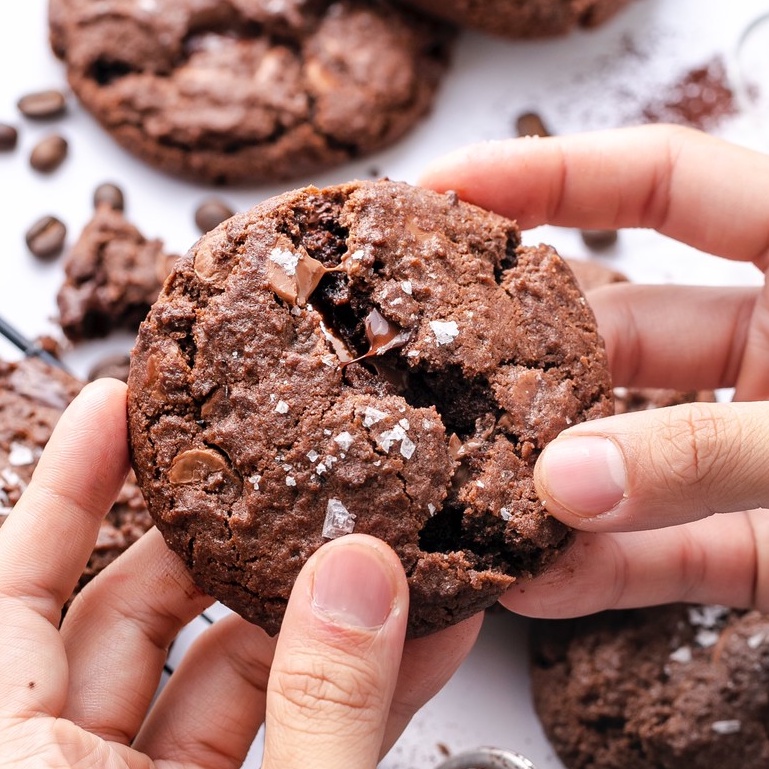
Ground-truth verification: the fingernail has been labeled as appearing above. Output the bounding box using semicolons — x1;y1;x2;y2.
312;541;396;629
539;437;626;517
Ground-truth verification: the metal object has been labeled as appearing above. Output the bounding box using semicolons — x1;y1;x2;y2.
435;747;538;769
0;314;69;372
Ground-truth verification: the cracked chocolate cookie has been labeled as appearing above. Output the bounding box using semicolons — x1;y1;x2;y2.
57;203;177;342
396;0;634;38
126;179;613;637
531;605;769;768
0;356;153;608
48;0;453;184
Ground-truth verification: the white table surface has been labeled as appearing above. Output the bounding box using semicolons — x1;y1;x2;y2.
2;2;769;767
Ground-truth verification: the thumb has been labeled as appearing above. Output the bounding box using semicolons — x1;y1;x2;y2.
262;534;408;769
534;401;769;531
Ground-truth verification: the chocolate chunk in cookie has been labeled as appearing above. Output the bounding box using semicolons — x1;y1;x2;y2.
49;0;453;184
127;179;613;637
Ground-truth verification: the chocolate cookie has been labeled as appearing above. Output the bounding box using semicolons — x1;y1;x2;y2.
531;605;769;768
0;356;153;606
48;0;453;184
397;0;633;38
57;203;177;341
127;179;613;637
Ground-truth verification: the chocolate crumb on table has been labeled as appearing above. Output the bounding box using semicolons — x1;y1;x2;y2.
56;204;177;341
127;178;614;638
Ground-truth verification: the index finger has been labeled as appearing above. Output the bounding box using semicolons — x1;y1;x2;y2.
420;124;769;268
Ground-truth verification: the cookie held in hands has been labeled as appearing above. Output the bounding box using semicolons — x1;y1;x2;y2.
127;179;613;637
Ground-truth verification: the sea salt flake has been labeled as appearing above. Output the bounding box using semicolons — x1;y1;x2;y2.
711;720;741;735
315;463;327;475
695;628;721;648
747;632;766;649
231;350;239;359
0;468;24;490
326;455;338;466
323;498;356;539
499;507;512;521
429;320;459;346
275;400;290;414
363;406;388;427
669;645;692;663
285;476;296;487
282;464;292;472
307;450;320;463
248;474;262;490
428;503;436;516
401;280;413;295
8;442;35;467
334;431;355;451
407;350;419;358
376;424;416;459
269;247;300;276
476;480;485;488
398;418;410;430
349;249;364;261
688;605;729;628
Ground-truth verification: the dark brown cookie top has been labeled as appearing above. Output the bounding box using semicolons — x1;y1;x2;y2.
127;179;613;637
56;204;176;342
49;0;453;184
0;357;153;606
396;0;633;38
531;605;769;769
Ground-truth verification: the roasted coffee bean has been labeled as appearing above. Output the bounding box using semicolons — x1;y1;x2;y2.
194;198;234;233
0;122;18;151
515;111;551;138
25;215;66;259
17;89;67;120
93;182;125;211
88;353;131;382
580;228;619;251
30;134;68;173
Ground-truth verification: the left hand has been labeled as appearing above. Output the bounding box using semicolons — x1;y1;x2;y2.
0;377;482;768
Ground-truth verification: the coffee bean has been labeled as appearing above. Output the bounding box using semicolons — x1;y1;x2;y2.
30;134;68;173
0;122;18;151
93;182;125;211
17;89;67;120
88;353;132;382
515;111;551;138
195;198;234;233
25;215;67;259
580;228;619;251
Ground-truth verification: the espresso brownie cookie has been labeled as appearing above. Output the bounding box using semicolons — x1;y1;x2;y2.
48;0;453;185
0;356;153;606
57;203;177;341
531;605;769;768
127;179;613;637
397;0;633;38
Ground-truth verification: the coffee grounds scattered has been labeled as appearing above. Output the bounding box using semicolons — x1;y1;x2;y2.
638;55;737;130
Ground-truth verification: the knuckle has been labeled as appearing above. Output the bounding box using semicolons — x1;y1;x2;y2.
657;403;738;494
273;653;383;728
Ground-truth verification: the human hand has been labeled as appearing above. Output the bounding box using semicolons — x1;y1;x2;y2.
421;123;769;617
0;377;481;768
